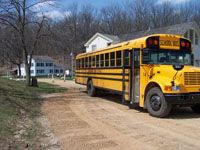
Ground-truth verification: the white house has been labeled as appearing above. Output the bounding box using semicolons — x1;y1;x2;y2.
84;33;120;52
18;55;64;77
84;22;200;66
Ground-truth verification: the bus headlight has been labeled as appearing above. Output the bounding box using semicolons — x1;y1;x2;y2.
164;85;181;91
172;86;181;91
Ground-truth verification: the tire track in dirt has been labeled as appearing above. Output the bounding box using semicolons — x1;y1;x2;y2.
40;79;200;150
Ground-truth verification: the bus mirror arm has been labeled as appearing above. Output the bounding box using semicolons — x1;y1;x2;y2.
171;65;184;86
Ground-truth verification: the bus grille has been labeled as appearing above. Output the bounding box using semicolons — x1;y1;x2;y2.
184;72;200;85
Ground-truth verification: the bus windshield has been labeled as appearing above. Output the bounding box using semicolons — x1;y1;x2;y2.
142;49;192;65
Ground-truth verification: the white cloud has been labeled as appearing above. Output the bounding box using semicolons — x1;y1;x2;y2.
37;10;71;20
158;0;191;4
33;1;56;11
33;1;70;20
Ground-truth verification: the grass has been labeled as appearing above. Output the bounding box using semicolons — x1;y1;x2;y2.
0;77;67;149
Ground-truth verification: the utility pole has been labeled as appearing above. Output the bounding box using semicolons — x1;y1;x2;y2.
70;52;74;79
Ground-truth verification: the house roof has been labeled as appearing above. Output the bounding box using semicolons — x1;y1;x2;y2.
32;55;54;61
119;22;200;42
84;22;200;48
84;32;120;46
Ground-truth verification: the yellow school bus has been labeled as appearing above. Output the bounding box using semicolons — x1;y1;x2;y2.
75;34;200;117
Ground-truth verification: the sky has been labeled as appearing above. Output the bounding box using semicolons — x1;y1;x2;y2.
33;0;191;20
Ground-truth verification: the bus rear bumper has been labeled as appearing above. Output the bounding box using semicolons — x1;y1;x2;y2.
164;93;200;105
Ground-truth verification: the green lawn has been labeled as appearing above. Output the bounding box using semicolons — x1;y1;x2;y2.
0;77;67;149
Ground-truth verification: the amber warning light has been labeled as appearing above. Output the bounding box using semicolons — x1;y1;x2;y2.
146;36;159;49
180;38;191;50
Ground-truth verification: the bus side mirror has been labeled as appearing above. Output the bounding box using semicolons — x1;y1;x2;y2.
173;65;184;71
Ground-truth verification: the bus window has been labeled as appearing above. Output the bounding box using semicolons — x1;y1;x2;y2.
105;53;109;67
116;51;122;66
85;57;88;68
110;52;115;66
100;54;104;67
80;59;82;68
96;55;99;67
124;50;130;66
92;56;96;67
82;58;85;68
89;56;91;67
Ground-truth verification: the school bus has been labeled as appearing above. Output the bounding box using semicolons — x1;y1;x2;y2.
75;34;200;117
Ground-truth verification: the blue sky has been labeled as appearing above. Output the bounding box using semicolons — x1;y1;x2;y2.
33;0;191;20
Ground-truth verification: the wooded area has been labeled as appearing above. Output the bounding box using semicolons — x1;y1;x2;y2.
0;0;200;85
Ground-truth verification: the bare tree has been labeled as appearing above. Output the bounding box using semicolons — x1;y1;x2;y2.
0;27;23;76
0;0;52;86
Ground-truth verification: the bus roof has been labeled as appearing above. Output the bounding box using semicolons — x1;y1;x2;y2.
76;34;186;58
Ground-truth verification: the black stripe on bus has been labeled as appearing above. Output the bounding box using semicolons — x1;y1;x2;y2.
76;66;131;70
76;75;129;82
76;72;129;76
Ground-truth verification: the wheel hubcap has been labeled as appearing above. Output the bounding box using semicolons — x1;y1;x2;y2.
150;95;161;111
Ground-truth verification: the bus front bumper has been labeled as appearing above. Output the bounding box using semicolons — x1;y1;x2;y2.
164;93;200;105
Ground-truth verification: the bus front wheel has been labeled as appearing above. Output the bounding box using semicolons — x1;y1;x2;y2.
87;80;96;97
146;87;172;118
191;104;200;113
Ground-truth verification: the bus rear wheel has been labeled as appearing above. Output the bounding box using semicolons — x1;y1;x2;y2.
191;104;200;113
87;80;96;97
146;87;172;118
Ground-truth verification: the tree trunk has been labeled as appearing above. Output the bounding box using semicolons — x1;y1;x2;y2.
17;64;21;77
24;52;31;86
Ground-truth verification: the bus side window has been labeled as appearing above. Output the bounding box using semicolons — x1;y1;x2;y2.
124;50;130;66
105;53;109;67
92;56;96;67
89;56;91;68
100;54;104;67
116;51;122;66
82;58;85;68
110;52;115;67
96;55;99;67
80;59;82;68
85;57;88;68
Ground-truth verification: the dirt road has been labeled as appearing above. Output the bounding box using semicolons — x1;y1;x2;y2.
39;79;200;150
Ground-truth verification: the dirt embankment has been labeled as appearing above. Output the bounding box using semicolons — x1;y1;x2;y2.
39;79;200;150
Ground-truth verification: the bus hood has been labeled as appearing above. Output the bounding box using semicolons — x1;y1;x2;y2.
149;65;200;93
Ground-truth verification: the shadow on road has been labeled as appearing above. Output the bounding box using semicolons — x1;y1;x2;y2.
82;91;200;119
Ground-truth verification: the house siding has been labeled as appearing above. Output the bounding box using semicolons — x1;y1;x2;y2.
86;36;110;52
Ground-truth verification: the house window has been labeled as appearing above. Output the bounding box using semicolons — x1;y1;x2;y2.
91;45;97;51
46;63;53;67
31;63;34;67
31;70;34;74
49;69;53;73
36;63;44;67
60;69;63;73
37;69;45;74
54;69;59;73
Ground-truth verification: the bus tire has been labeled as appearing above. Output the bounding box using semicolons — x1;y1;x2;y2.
191;104;200;113
146;87;172;118
87;80;96;97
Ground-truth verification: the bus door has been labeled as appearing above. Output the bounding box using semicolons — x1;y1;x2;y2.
122;50;131;102
131;49;140;104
